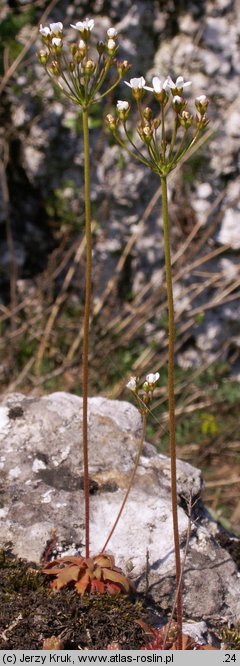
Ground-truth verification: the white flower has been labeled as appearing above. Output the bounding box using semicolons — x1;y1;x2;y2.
165;75;191;90
50;22;63;34
172;95;183;104
107;27;118;38
126;377;137;391
117;100;130;111
39;24;51;37
146;372;160;384
107;38;116;51
70;18;94;32
195;95;207;104
144;76;169;93
124;76;146;90
52;37;62;47
79;39;87;49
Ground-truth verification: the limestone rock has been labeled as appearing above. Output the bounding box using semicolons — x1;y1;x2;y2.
217;207;240;249
0;391;239;625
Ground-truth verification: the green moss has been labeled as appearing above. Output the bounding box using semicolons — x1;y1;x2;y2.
81;593;143;614
221;625;240;650
0;549;45;594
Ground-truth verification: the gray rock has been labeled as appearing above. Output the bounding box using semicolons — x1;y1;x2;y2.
0;391;239;625
217;206;240;249
182;621;211;646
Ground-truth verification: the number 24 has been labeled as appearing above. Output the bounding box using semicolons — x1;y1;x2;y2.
224;655;236;663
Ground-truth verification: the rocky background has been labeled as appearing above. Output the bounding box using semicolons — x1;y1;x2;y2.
0;0;240;532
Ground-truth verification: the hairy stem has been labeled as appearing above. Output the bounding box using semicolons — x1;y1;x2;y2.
101;412;147;553
82;108;92;558
161;175;182;650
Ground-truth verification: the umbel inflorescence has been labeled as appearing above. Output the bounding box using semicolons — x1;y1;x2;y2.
38;19;131;109
106;75;209;175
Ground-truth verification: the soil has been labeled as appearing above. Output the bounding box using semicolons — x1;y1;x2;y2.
1;547;239;651
0;549;149;650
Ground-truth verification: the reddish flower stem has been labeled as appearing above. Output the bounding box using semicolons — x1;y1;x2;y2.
101;413;147;553
82;108;92;558
161;175;182;650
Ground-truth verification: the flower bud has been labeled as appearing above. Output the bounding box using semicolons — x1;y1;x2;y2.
117;60;131;77
179;110;193;129
138;123;153;144
75;40;87;62
172;95;187;113
97;40;105;55
143;107;153;121
38;50;49;66
107;27;118;38
195;113;209;129
39;24;52;44
49;60;60;76
83;59;96;75
153;118;161;130
106;38;117;56
51;37;62;55
195;95;209;115
116;100;130;121
106;114;118;131
78;39;87;54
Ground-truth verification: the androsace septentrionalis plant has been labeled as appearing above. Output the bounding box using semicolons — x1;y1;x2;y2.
38;19;130;559
106;75;209;647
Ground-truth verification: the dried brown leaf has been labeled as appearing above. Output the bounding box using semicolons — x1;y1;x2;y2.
102;567;130;592
91;579;105;593
43;636;63;650
106;582;122;594
95;554;115;568
75;571;90;595
52;564;81;590
93;565;102;580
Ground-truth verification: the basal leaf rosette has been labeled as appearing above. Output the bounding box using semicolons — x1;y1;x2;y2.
42;552;133;595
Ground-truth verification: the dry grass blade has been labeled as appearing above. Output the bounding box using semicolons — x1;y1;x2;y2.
34;231;89;375
205;477;240;488
102;243;230;399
